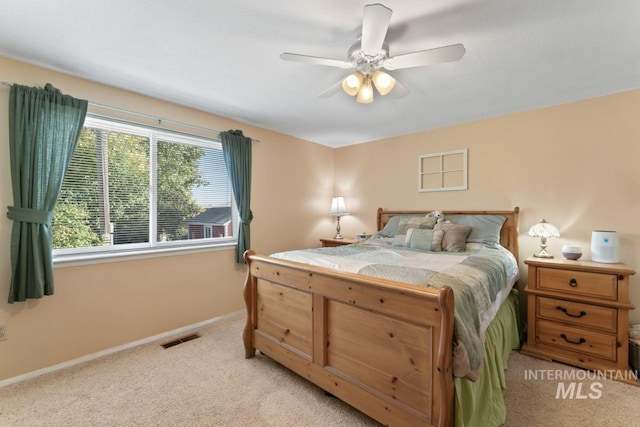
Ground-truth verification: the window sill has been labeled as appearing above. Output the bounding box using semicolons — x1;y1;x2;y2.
53;241;237;268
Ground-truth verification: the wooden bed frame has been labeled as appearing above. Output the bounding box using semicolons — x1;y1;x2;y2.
243;208;520;427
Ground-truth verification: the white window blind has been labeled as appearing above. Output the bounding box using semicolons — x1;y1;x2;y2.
52;116;235;256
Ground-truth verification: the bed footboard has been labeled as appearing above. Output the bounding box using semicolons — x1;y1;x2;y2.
243;250;455;427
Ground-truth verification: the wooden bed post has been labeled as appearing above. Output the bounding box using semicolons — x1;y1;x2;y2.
243;250;256;358
436;286;455;427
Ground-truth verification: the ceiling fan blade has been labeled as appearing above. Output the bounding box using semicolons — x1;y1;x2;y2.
318;79;345;98
361;3;392;55
383;43;466;70
280;53;352;68
388;79;409;98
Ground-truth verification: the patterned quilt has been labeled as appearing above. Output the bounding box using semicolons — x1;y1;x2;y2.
271;240;519;381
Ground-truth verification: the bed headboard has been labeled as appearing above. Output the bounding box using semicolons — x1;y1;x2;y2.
376;207;520;262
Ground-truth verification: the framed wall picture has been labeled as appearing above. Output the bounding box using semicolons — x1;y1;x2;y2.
418;149;467;192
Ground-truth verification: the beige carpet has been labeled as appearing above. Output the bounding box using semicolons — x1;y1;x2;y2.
1;314;639;426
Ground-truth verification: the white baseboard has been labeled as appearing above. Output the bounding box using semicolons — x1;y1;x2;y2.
0;311;243;388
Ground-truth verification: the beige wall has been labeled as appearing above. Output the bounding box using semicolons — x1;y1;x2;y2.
0;57;335;381
2;54;640;383
334;89;640;323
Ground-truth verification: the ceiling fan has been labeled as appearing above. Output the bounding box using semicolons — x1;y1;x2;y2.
280;3;466;103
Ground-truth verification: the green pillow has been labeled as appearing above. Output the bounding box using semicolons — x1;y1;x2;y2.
392;228;444;251
445;215;506;248
396;216;437;235
378;215;424;237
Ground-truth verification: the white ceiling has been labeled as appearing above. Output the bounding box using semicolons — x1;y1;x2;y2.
1;0;639;148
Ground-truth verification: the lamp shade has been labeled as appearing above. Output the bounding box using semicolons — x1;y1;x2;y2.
356;76;374;104
329;197;349;216
342;72;363;96
372;70;396;96
528;219;560;238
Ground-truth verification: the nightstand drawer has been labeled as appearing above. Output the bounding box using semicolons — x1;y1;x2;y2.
536;320;617;361
537;268;617;300
537;296;617;333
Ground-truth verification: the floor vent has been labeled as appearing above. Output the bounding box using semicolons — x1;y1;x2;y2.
161;333;200;349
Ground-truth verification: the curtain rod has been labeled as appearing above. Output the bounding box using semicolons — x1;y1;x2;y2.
1;81;259;142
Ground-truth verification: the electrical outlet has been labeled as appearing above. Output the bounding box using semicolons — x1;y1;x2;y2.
0;324;7;341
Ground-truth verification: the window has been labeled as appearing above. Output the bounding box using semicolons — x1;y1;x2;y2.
418;149;468;192
52;116;236;258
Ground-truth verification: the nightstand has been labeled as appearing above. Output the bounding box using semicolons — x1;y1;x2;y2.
522;256;637;384
320;237;359;247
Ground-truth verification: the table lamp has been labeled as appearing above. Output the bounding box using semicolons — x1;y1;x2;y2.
329;197;349;239
528;218;560;258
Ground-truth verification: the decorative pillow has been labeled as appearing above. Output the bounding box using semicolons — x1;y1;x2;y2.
396;216;437;235
445;215;506;248
378;215;424;237
435;223;472;252
392;228;444;251
412;229;444;251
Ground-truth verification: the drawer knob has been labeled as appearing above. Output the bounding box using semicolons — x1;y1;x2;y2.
556;306;587;318
569;278;578;287
560;333;586;345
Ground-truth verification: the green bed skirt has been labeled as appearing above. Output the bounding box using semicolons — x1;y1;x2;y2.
454;289;521;427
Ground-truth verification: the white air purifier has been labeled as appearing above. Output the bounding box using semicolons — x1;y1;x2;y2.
591;230;619;263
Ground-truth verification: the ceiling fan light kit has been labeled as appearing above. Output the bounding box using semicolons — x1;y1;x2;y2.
342;70;395;103
280;3;466;104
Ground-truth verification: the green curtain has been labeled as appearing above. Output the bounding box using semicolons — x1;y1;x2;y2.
220;130;252;264
6;83;88;303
